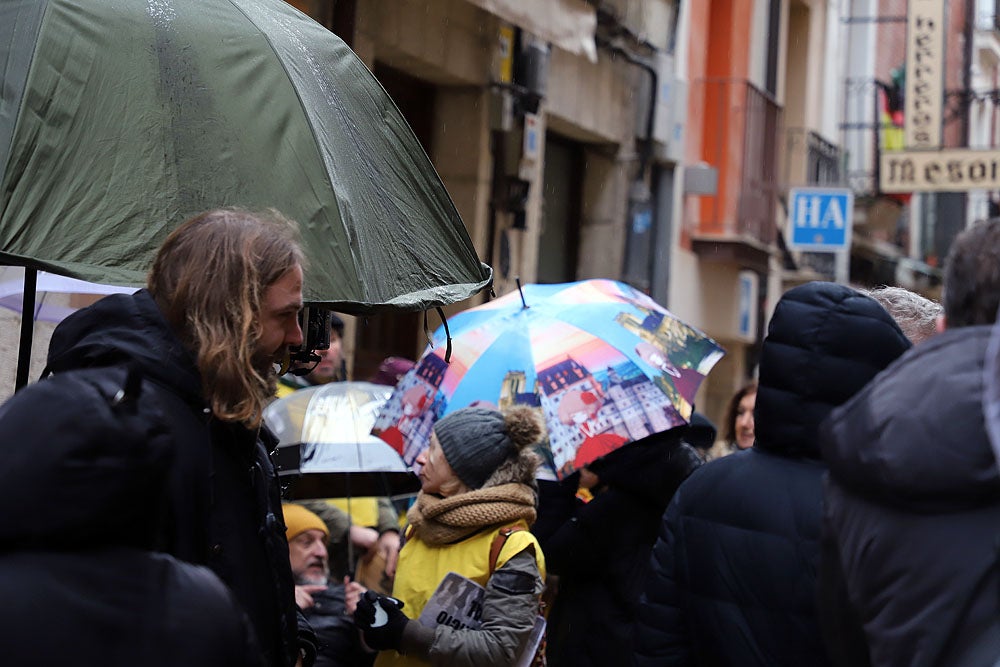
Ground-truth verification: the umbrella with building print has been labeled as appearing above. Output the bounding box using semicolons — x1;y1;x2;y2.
372;279;725;479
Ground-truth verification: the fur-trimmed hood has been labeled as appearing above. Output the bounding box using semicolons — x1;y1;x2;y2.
481;448;541;494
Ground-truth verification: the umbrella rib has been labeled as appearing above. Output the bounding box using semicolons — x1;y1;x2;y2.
224;0;359;283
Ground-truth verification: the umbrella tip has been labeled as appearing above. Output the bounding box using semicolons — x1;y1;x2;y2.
515;277;528;309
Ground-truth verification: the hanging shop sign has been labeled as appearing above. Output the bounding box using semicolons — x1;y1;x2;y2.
904;0;946;149
881;149;1000;192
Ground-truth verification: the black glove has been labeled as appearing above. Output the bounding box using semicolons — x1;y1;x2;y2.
354;590;408;651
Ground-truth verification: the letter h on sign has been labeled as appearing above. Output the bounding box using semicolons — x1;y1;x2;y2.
787;187;854;251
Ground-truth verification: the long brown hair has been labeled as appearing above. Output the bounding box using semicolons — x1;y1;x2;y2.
147;209;304;427
723;381;757;445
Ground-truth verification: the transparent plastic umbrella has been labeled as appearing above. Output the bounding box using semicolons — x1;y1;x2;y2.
264;382;420;499
0;267;136;324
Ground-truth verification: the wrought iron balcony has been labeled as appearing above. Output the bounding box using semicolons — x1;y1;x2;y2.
785;128;842;186
690;78;783;268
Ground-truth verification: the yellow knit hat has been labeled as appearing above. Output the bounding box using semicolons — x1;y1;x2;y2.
281;503;329;541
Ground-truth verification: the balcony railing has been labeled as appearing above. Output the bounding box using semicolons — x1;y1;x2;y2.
693;77;783;246
785;128;842;186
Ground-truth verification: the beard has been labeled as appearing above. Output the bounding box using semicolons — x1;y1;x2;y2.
253;344;283;375
295;567;330;587
251;347;283;397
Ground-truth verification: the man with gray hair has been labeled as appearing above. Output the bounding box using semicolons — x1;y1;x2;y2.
820;219;1000;666
862;286;942;345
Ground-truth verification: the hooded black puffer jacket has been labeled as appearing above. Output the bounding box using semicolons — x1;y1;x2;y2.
820;325;1000;667
633;282;911;667
535;428;702;667
42;290;305;667
0;365;264;666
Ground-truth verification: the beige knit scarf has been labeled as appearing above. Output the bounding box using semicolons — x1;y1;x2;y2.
406;483;537;546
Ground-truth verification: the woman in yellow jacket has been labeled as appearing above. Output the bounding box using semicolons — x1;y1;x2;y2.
354;406;546;666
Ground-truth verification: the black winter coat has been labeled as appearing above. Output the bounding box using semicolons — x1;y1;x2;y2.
0;364;263;666
535;430;702;667
307;586;372;667
633;282;911;667
43;290;305;667
820;325;1000;667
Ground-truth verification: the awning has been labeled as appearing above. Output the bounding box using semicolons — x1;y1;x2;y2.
466;0;597;62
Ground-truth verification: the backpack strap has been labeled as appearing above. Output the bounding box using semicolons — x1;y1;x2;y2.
488;525;548;667
488;525;526;574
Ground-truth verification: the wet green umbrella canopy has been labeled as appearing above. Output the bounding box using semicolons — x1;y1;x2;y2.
0;0;492;313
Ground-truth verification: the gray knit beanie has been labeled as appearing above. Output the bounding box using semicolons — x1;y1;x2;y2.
434;407;538;489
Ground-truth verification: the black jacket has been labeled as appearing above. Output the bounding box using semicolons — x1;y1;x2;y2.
536;430;702;667
820;325;1000;667
306;586;372;667
633;282;911;667
0;364;263;666
43;290;305;667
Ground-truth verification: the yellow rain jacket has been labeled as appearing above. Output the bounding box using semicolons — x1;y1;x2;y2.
375;521;545;667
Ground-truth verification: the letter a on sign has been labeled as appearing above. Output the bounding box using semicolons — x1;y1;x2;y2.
820;198;846;229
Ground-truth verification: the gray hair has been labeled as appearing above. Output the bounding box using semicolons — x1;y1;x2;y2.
862;286;942;345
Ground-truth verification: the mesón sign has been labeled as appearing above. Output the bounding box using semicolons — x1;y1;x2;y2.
880;149;1000;192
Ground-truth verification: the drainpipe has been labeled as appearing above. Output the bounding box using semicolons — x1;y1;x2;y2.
596;36;658;178
596;36;660;288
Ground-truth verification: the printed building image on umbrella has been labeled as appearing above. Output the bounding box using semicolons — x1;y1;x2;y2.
372;279;725;478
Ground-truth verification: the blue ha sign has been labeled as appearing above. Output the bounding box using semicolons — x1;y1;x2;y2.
787;187;854;250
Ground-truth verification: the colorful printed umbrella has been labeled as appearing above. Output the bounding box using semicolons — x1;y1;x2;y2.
372;279;725;479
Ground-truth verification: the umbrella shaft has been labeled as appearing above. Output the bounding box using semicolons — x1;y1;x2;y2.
14;269;37;392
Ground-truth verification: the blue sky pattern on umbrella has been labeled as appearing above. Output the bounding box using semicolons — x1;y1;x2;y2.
373;280;724;478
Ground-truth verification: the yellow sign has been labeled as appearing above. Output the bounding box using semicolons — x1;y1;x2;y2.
497;26;514;84
881;149;1000;192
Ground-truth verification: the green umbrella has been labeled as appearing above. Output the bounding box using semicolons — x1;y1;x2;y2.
0;0;492;313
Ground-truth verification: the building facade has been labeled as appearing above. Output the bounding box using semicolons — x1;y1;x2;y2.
5;0;992;430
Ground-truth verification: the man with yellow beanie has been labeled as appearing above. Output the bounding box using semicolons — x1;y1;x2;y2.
282;504;371;667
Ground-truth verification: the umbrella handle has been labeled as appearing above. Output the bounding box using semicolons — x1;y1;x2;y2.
435;307;452;363
424;307;454;363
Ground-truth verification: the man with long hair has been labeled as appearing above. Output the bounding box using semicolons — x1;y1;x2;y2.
43;209;314;667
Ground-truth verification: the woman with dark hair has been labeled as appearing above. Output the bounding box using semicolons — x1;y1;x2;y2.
724;381;757;450
702;382;756;461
